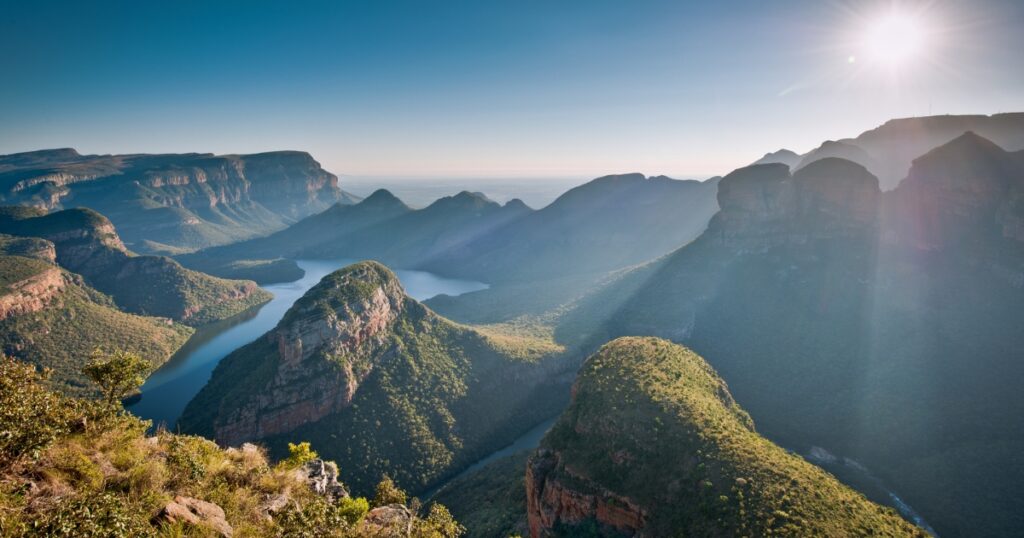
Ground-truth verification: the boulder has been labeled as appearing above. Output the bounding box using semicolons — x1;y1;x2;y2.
152;496;233;537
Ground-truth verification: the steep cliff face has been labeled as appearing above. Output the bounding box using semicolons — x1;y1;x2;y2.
213;263;407;445
526;338;923;538
708;158;880;252
0;255;192;396
0;234;56;263
0;207;270;325
181;261;574;495
0;260;65;321
888;132;1024;251
0;149;358;253
556;134;1024;537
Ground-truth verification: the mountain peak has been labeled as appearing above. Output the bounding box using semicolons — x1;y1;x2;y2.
360;189;408;208
280;261;407;331
752;148;801;168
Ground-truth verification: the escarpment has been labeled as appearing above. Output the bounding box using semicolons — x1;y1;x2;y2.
181;261;575;494
212;262;407;445
0;207;270;325
0;262;65;321
0;149;359;253
526;337;924;537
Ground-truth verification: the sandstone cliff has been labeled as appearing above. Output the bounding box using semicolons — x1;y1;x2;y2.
526;337;924;537
0;149;359;253
181;261;575;494
0;207;270;325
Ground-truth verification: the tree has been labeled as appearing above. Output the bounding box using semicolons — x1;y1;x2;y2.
82;349;149;409
373;475;407;507
285;441;319;467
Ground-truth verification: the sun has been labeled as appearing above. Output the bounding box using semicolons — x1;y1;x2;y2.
860;12;928;68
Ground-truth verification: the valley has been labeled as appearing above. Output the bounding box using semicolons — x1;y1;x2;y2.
2;112;1024;537
127;259;488;430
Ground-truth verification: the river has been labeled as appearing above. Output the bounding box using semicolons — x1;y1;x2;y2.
126;259;487;429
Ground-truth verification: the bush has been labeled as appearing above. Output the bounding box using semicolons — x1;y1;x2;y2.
33;491;153;537
372;475;407;507
0;356;77;467
285;441;318;468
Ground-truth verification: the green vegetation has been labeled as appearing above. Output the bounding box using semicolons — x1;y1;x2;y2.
0;206;273;326
0;256;192;396
536;337;925;537
0;354;464;537
83;349;150;408
180;261;576;496
432;451;530;538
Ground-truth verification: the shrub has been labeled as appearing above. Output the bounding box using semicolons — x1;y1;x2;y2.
32;491;153;537
285;441;318;468
0;356;77;467
372;475;407;507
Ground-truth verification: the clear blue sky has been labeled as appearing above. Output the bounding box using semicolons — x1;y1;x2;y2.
2;0;1022;178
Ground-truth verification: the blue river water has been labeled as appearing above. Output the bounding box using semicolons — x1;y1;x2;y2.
126;259;487;430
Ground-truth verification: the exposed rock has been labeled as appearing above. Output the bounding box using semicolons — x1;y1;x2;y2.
297;459;349;501
0;267;66;321
361;503;414;535
527;449;645;538
213;262;406;446
708;158;880;252
152;496;233;537
0;235;56;263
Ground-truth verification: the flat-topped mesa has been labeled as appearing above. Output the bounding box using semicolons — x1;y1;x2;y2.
214;262;410;446
708;158;880;251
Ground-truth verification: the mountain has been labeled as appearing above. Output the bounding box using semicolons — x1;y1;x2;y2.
179;261;576;495
423;174;720;284
526;337;924;537
795;140;880;174
180;173;720;293
787;113;1024;190
0;206;270;325
0;356;464;537
0;254;191;395
551;134;1024;537
0;148;359;254
751;148;801;169
432;451;531;538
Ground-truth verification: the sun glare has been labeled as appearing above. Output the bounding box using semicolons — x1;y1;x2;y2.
861;12;928;67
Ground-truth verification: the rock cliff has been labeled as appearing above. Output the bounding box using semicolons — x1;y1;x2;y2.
181;261;575;494
0;263;65;321
526;337;924;537
708;158;880;252
213;263;406;445
0;149;359;253
0;207;270;325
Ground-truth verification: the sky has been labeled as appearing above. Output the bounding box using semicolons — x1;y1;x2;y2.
1;0;1023;179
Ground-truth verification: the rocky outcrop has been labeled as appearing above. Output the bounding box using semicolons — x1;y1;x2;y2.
0;235;56;263
213;262;406;446
0;148;357;252
0;207;269;325
152;496;233;537
297;459;349;501
708;158;880;252
0;266;66;321
527;449;645;538
888;132;1024;250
